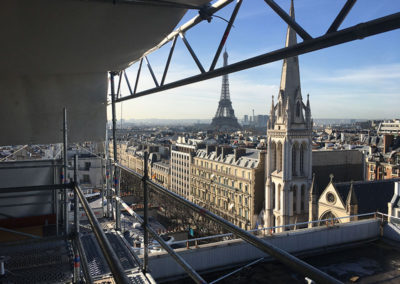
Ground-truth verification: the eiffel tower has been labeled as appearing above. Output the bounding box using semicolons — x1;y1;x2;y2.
210;50;241;130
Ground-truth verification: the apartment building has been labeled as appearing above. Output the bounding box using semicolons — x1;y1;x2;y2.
191;145;265;230
170;138;200;199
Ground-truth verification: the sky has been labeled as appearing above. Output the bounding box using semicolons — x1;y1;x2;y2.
109;0;400;121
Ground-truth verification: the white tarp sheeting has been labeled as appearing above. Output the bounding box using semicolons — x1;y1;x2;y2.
0;73;107;145
0;0;210;146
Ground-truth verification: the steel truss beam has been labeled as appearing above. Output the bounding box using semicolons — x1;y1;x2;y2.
115;2;400;103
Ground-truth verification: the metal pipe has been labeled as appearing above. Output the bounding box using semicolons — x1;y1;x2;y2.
263;0;312;41
171;212;378;245
116;196;207;284
326;0;357;34
107;159;112;218
146;224;207;284
0;201;53;208
144;56;160;87
179;33;205;73
0;192;54;199
116;12;400;102
101;157;105;217
133;58;143;95
142;151;149;273
0;184;68;194
209;0;243;71
161;35;178;86
117;164;341;284
0;164;63;170
75;235;93;284
74;184;130;284
124;70;134;96
210;257;264;284
74;155;79;234
116;230;143;267
110;71;121;230
54;160;59;236
117;71;123;98
63;107;69;235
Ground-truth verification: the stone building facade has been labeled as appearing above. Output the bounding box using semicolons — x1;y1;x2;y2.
191;145;265;229
170;140;200;200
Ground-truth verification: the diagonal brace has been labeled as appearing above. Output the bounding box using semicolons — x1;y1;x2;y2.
264;0;312;41
326;0;357;34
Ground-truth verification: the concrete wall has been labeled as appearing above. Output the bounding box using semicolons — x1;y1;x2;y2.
148;219;380;281
383;223;400;242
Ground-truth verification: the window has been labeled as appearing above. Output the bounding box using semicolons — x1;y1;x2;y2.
296;101;301;117
300;144;304;175
239;183;242;190
292;145;297;176
293;186;297;212
245;184;248;193
272;183;276;210
82;174;90;184
277;184;281;210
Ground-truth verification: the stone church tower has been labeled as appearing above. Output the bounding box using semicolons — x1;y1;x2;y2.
265;0;313;231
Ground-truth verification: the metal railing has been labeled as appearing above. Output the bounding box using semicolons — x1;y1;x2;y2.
117;163;342;284
74;182;131;284
170;212;380;246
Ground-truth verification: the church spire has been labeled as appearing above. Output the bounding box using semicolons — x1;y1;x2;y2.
279;0;301;107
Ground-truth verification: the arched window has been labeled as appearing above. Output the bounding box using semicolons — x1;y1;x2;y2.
277;184;281;210
277;142;283;172
272;183;276;210
300;144;305;175
293;185;297;213
320;211;339;224
296;101;301;117
271;142;277;172
301;184;305;211
292;144;297;176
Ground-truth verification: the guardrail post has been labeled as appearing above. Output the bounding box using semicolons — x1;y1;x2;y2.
74;155;79;234
143;151;149;273
63;107;69;235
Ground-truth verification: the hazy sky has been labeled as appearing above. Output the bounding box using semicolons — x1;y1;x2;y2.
108;0;400;121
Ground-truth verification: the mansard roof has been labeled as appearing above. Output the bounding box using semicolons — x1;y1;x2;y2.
196;148;260;169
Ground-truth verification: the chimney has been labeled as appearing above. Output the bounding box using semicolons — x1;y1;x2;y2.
206;145;215;155
234;148;246;161
383;134;394;154
221;146;233;159
216;146;222;157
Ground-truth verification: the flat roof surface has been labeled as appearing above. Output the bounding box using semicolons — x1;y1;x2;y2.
171;240;400;283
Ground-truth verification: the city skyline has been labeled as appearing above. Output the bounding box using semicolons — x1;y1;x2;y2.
107;0;400;121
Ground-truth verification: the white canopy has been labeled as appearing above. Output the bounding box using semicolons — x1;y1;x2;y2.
0;0;209;146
